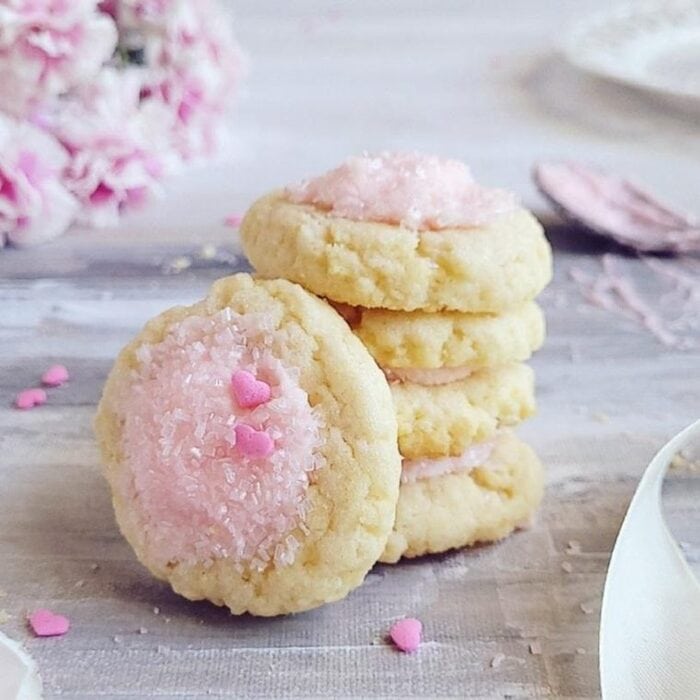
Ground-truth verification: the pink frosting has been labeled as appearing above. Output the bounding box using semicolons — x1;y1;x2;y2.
401;438;496;484
384;366;473;386
112;309;323;572
287;152;518;230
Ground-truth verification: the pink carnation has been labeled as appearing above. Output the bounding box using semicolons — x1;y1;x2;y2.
0;0;118;117
0;114;77;247
128;0;244;160
49;68;168;227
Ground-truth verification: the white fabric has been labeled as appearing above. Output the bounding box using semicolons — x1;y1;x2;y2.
600;419;700;699
0;630;42;699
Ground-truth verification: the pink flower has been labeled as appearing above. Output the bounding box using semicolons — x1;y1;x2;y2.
0;114;77;247
124;0;245;160
49;68;169;227
0;0;118;117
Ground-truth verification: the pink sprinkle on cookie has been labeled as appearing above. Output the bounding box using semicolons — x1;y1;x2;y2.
231;370;271;408
234;423;274;458
42;364;69;387
28;609;70;637
224;213;243;227
389;618;422;653
15;388;47;410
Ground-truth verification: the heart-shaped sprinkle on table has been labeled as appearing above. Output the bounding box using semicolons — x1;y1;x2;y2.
14;388;47;410
231;370;271;408
234;423;274;458
389;617;422;653
42;364;69;387
28;609;70;637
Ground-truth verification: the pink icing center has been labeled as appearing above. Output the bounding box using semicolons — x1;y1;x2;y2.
401;438;497;484
287;151;518;230
113;309;323;572
384;366;473;386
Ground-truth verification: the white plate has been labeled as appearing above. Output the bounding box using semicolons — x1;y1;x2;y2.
564;1;700;107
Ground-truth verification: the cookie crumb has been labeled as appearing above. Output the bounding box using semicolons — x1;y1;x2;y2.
90;563;100;573
42;364;69;387
138;627;148;635
490;653;506;669
74;579;85;589
389;618;422;653
576;647;586;655
14;388;47;410
0;609;12;624
164;256;192;274
224;213;243;228
561;561;574;573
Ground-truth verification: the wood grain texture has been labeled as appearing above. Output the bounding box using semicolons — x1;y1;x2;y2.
1;1;699;698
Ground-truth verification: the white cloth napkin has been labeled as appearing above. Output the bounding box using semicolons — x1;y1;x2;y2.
0;630;42;699
600;419;700;699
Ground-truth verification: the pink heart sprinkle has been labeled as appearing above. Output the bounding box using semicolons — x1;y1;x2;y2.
234;423;274;459
389;617;422;653
14;388;47;410
28;608;70;637
231;370;271;409
42;364;69;387
224;213;243;228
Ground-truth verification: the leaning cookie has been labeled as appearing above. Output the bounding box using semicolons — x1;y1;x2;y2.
393;363;536;459
95;274;401;616
335;301;545;376
380;431;544;563
240;152;552;312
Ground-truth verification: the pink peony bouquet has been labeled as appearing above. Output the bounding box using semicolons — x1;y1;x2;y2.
0;0;244;247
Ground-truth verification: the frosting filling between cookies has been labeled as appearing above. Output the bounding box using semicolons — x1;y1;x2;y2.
113;309;323;573
287;151;518;230
384;366;473;385
401;437;498;484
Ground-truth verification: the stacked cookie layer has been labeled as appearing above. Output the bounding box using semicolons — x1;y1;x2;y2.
241;152;553;563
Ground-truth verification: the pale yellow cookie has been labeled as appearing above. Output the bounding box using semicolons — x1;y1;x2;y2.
380;431;544;562
95;274;401;616
240;191;553;312
340;301;545;370
393;363;535;459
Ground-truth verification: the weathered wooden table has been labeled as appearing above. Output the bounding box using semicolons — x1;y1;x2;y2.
1;2;699;697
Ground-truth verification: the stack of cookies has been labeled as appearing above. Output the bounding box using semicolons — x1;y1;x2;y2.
240;152;553;563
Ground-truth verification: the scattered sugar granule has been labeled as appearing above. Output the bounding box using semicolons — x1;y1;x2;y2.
74;580;85;589
113;635;123;644
153;607;160;615
28;609;70;637
389;618;422;653
579;602;594;615
164;255;192;274
561;561;574;573
490;653;506;669
138;627;148;635
576;647;587;655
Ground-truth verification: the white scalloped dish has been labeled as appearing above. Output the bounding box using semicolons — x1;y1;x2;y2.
564;1;700;108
